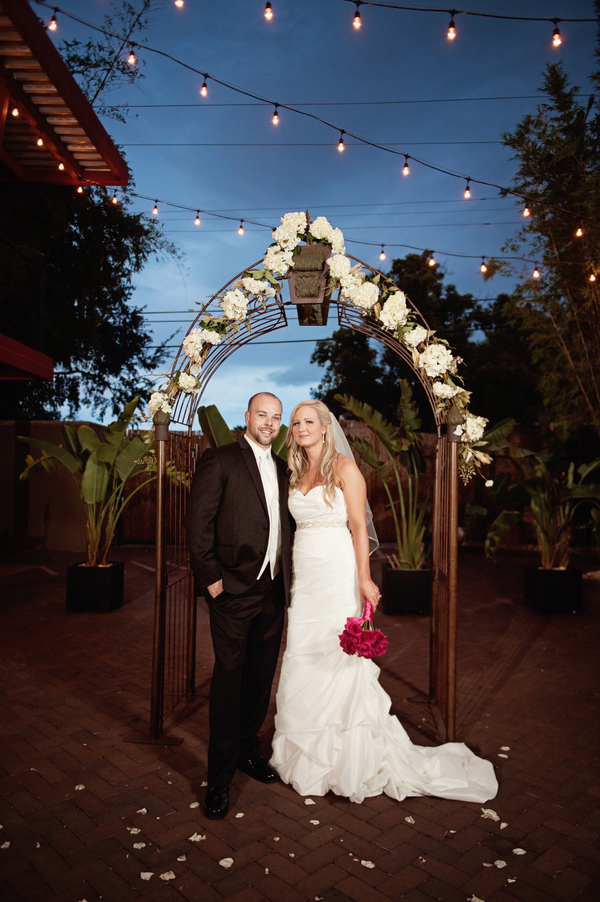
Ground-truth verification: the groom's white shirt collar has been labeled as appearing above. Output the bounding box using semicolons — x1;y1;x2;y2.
243;432;273;460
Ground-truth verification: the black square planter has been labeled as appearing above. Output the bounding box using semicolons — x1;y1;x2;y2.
382;566;431;615
66;561;125;612
523;565;582;615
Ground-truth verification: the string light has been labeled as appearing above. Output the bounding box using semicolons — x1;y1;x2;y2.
11;107;18;117
464;179;471;199
533;264;540;279
111;192;119;204
590;273;597;282
200;78;208;97
238;220;245;234
127;46;136;66
272;104;279;125
195;211;201;225
77;185;83;194
552;19;562;47
152;201;158;215
175;0;184;8
402;156;410;176
58;159;64;170
428;254;436;267
338;131;345;152
447;14;457;40
480;257;487;273
379;245;386;261
575;227;583;237
353;3;361;29
37;136;44;146
523;205;531;218
265;2;273;20
49;10;57;31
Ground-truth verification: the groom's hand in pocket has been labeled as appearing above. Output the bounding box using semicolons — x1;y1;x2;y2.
208;579;224;598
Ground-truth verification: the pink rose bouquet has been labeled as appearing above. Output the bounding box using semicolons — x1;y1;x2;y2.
339;601;388;658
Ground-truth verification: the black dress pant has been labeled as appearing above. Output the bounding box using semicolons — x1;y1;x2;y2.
206;569;285;787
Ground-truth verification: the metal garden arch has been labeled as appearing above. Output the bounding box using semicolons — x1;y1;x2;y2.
149;251;462;744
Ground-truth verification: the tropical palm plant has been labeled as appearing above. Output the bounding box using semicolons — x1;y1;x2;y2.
197;403;288;459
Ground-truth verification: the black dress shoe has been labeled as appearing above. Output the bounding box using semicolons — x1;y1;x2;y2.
237;756;280;784
204;784;229;819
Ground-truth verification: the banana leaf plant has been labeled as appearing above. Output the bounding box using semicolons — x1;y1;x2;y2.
197;403;288;459
485;451;600;569
18;397;156;567
335;381;429;570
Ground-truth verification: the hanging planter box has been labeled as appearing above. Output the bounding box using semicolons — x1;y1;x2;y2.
382;566;431;615
66;561;125;612
522;565;582;615
288;244;332;325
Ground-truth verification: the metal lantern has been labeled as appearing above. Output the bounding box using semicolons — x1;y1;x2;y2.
287;244;332;325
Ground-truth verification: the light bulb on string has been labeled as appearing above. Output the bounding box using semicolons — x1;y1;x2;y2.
175;0;184;8
195;212;201;226
590;273;597;282
58;159;64;171
353;3;361;29
152;201;158;215
428;254;436;267
272;104;279;125
111;192;118;205
77;185;83;194
265;2;273;19
480;258;487;273
49;10;57;31
127;46;136;66
464;179;471;199
533;264;540;279
447;14;456;40
402;156;410;176
523;205;531;218
338;131;345;152
576;227;583;237
37;136;43;147
200;78;208;97
379;246;386;261
11;107;18;117
552;19;561;47
238;220;244;235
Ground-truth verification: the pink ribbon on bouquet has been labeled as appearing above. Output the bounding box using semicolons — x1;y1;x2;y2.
339;600;388;658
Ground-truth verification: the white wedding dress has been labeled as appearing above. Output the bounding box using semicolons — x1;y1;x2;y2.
270;486;498;804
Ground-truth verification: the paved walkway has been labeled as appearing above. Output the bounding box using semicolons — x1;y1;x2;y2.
1;547;599;902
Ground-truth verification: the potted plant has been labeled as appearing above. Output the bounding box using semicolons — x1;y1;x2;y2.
18;397;156;612
335;382;432;614
485;450;600;614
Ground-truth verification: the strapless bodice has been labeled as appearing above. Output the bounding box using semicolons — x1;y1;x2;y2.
289;486;348;529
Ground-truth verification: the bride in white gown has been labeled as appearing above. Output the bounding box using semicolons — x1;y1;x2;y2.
270;399;498;805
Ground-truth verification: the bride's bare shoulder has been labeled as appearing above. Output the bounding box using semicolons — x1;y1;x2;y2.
334;453;362;485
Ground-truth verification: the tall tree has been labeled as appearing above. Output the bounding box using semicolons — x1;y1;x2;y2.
485;6;600;436
310;328;383;417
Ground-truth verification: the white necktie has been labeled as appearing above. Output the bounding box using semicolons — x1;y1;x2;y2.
258;451;277;507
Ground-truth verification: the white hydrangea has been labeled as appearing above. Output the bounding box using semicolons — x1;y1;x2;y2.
263;245;295;274
464;414;487;442
182;328;216;363
148;392;172;416
309;216;333;241
279;211;307;235
351;280;380;310
221;289;249;321
272;220;303;250
241;278;277;297
432;382;460;399
379;291;408;330
327;254;352;280
330;228;345;255
202;329;222;345
419;343;455;378
190;362;202;377
404;325;428;348
340;272;365;296
178;373;199;394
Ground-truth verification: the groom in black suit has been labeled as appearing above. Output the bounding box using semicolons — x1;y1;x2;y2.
185;392;293;819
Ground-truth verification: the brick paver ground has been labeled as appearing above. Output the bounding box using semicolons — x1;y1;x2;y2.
1;545;599;902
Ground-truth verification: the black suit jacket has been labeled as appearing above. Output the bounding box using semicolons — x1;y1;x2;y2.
185;436;293;602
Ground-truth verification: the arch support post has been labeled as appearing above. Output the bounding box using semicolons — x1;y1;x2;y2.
447;434;460;742
150;423;168;741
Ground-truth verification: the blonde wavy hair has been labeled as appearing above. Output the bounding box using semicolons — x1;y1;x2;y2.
287;399;339;504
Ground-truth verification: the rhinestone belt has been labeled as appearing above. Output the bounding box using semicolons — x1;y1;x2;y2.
296;519;348;529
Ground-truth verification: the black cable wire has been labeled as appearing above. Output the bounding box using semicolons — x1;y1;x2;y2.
338;0;596;24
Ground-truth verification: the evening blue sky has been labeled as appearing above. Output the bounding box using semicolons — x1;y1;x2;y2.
43;0;597;426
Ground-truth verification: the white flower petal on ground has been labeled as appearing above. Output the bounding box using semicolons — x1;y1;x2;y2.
140;872;153;881
513;848;526;855
137;808;147;815
188;833;206;842
507;878;516;883
468;896;486;902
75;784;85;791
405;816;415;824
189;802;199;808
235;813;244;818
1;841;10;849
361;860;375;869
160;871;176;881
200;781;207;787
485;479;494;487
498;753;508;759
501;746;510;751
133;842;146;849
483;862;493;867
273;837;280;841
495;860;507;868
310;820;320;825
481;808;500;821
265;867;269;874
500;822;508;830
36;842;40;849
219;857;234;868
127;827;141;834
289;852;295;857
177;855;186;862
304;799;316;805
